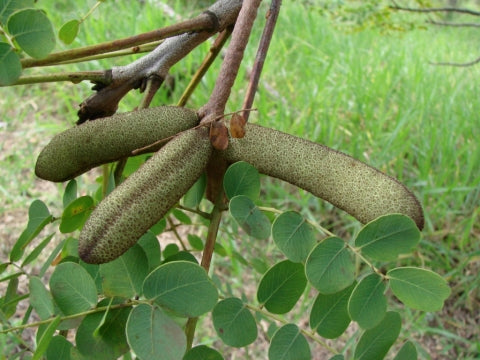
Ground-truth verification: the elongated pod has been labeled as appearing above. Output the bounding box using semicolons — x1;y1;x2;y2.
35;106;198;182
79;128;212;264
222;124;424;230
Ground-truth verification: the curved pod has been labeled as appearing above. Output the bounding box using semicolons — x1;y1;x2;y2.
223;124;424;230
35;106;198;182
79;127;212;264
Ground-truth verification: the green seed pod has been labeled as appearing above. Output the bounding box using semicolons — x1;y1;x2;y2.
35;106;198;182
223;123;424;230
79;127;212;264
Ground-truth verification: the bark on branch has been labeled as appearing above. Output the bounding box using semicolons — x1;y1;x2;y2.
77;0;242;123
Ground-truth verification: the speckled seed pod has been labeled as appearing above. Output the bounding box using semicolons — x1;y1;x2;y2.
223;123;424;230
79;127;212;264
35;106;198;182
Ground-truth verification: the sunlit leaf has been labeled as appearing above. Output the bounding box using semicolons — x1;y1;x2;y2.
387;267;450;311
7;8;56;59
59;19;79;45
59;196;94;233
10;200;52;262
355;214;420;262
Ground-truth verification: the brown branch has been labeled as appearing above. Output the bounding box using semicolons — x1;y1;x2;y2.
199;0;263;124
20;14;218;69
431;55;480;67
426;20;480;27
77;0;242;123
242;0;282;122
390;3;480;17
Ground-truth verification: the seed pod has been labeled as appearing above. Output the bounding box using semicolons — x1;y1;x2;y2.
79;127;212;264
35;106;198;182
222;123;424;230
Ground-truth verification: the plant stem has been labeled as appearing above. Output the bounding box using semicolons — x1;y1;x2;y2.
8;71;108;86
0;302;135;334
245;302;338;354
185;201;224;350
167;216;188;251
81;1;102;23
200;202;224;271
199;0;262;123
176;204;212;220
0;24;16;49
56;41;161;65
21;14;218;68
184;317;199;351
177;27;233;107
242;0;282;121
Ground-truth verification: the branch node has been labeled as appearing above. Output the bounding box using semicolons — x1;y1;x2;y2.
202;10;221;33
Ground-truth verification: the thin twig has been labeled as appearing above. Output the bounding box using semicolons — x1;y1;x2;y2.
177;27;233;107
7;71;108;86
199;0;263;123
430;55;480;67
20;14;218;68
55;41;161;65
139;74;164;109
242;0;282;122
176;204;212;220
167;216;188;251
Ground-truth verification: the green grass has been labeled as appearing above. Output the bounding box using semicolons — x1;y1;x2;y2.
1;0;479;359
